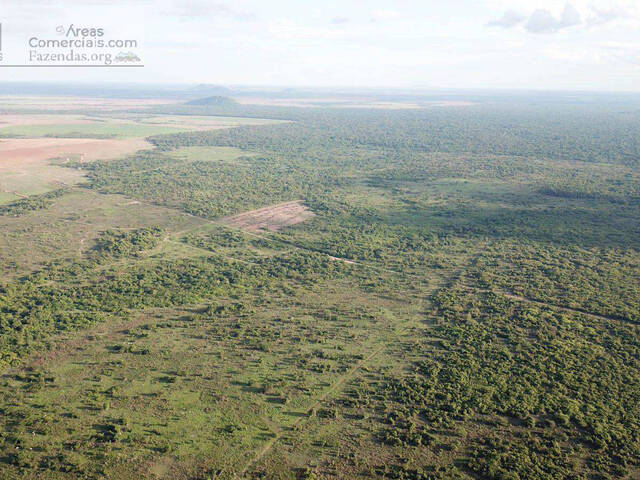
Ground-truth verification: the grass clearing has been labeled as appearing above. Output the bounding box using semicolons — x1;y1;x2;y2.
0;114;97;127
172;146;258;163
0;189;206;280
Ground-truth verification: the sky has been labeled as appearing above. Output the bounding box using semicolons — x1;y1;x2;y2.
0;0;639;91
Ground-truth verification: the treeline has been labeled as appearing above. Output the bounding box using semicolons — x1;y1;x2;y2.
0;189;68;217
0;250;348;370
77;149;335;219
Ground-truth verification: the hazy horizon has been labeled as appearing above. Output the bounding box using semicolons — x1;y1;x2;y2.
3;81;640;97
1;0;639;92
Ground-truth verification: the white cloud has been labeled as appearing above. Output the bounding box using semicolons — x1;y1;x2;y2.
489;2;583;33
370;10;401;22
525;9;561;33
487;10;527;28
331;16;350;24
266;19;347;41
489;1;640;32
165;1;256;20
3;0;640;91
560;3;581;27
525;3;581;33
588;6;629;25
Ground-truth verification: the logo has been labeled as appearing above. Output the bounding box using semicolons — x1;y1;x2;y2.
0;23;143;68
115;51;142;63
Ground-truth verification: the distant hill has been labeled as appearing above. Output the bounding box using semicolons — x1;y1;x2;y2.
185;96;238;107
189;84;233;95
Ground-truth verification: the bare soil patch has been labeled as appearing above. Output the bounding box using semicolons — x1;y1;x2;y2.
225;200;315;232
0;138;150;200
0;137;150;170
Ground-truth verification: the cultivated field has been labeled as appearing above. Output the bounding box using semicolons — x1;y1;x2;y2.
0;114;97;127
0;96;182;111
0;138;150;165
0;138;149;202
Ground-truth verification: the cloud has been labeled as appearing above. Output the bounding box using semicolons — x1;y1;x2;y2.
168;1;256;21
589;7;629;25
370;10;401;22
487;10;526;28
599;42;640;65
560;3;581;28
525;3;581;33
266;19;346;41
525;9;560;33
331;16;350;25
526;3;581;33
490;3;583;34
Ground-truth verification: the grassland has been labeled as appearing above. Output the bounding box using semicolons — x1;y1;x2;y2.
0;116;285;139
0;111;282;205
0;96;180;111
0;123;194;138
0;98;638;480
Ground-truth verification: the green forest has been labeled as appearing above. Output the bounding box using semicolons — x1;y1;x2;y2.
0;99;639;479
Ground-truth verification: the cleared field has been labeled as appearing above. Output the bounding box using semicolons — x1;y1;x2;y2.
0;113;286;137
0;138;150;202
224;201;315;232
0;189;206;280
0;110;283;204
0;123;196;138
0;137;150;166
0;166;83;202
0;114;97;127
0;96;181;111
0;112;287;139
